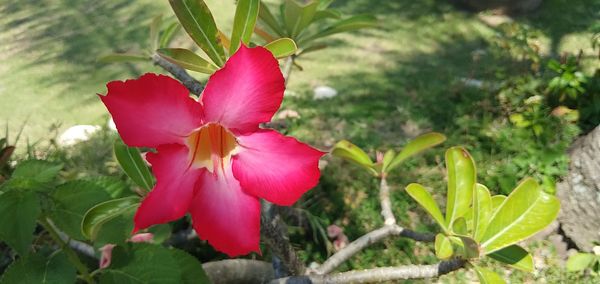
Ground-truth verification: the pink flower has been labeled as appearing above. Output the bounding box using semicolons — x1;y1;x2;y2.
100;45;324;257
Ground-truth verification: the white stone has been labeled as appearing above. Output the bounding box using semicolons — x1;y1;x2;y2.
58;125;101;146
107;118;117;131
313;86;338;100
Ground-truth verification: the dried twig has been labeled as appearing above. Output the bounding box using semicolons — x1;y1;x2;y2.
151;53;204;96
202;259;274;284
261;201;306;276
379;177;396;225
272;258;466;284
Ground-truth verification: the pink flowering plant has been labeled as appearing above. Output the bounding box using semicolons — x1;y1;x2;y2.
0;1;563;284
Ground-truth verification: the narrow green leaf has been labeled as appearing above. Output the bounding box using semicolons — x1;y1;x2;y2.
171;249;210;284
386;132;446;173
488;245;534;272
445;147;476;228
473;265;506;284
284;0;319;38
169;0;225;66
157;48;218;74
435;234;453;259
230;0;260;54
99;244;183;284
0;251;76;284
406;183;448;233
318;0;335;9
114;139;154;191
481;178;560;254
298;43;328;55
12;160;63;185
566;252;596;272
473;184;492;242
0;190;40;255
81;196;140;240
264;38;298;58
331;140;376;174
258;2;285;36
313;9;342;21
381;149;395;174
159;21;182;48
50;180;112;240
301;14;377;44
149;15;163;51
98;53;148;64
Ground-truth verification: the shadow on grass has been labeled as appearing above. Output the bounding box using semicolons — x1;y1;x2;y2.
0;0;164;91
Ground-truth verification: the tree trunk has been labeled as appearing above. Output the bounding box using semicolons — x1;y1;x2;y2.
557;125;600;251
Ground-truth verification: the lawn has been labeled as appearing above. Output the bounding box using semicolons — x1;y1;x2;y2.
0;0;598;282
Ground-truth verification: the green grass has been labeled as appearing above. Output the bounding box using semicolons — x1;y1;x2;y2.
0;0;598;282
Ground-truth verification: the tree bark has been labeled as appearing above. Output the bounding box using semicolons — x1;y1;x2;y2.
557;125;600;251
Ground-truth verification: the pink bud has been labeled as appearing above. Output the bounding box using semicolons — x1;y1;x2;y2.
327;225;343;238
99;244;116;269
376;151;384;164
129;233;154;243
333;235;349;251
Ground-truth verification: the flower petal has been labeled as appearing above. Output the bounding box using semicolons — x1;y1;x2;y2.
133;144;203;232
190;167;261;257
232;130;325;206
100;73;203;147
201;45;284;134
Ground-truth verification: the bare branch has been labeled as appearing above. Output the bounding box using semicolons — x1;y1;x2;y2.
379;177;396;225
261;201;306;276
315;224;434;274
151;53;204;96
202;259;274;284
272;259;466;284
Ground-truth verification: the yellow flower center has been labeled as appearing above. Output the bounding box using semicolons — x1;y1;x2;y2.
187;123;238;173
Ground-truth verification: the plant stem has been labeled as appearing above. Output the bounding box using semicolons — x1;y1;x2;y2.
282;56;295;87
39;218;96;284
379;177;396;225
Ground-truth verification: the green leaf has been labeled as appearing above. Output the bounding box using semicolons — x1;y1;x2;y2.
473;184;492;242
50;180;112;240
457;235;479;259
171;249;210;284
149;15;163;51
435;234;453;259
12;160;63;185
318;0;335;9
301;14;377;44
386;132;446;173
406;183;448;233
490;195;506;213
157;48;218;74
81;196;140;241
0;251;76;284
0;190;40;255
331;140;376;175
381;149;395;174
284;0;319;38
159;21;182;48
445;147;476;228
473;266;506;284
481;178;560;254
230;0;260;54
114;139;154;192
313;9;342;21
99;244;184;284
452;217;467;235
169;0;226;66
258;2;285;36
98;53;148;63
566;252;596;272
488;245;534;272
264;38;298;58
86;176;130;198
